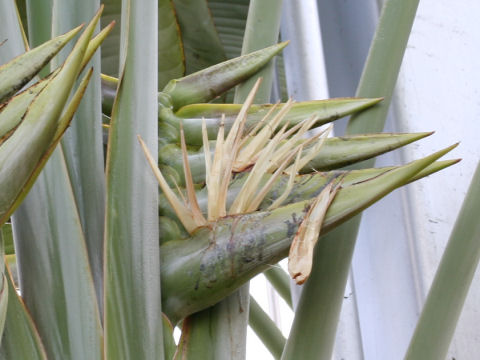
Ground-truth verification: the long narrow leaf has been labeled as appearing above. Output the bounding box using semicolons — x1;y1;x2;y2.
12;148;103;360
7;69;93;223
25;0;52;52
234;0;284;103
158;0;185;88
0;76;51;142
173;0;226;75
53;0;107;314
104;0;163;358
101;0;121;77
10;10;104;360
208;0;249;60
0;0;26;67
102;0;184;88
404;162;480;359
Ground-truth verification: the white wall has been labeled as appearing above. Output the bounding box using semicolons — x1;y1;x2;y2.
319;0;480;358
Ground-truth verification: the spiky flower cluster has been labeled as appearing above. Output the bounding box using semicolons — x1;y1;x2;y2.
140;79;341;284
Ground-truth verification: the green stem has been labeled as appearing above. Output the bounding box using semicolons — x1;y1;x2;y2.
347;0;420;137
263;267;292;309
161;199;308;324
280;220;357;360
249;297;286;359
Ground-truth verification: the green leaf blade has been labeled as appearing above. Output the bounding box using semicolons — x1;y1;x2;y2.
405;162;480;360
208;0;249;60
158;0;185;89
104;0;163;358
8;9;105;360
172;0;226;75
12;149;103;360
53;0;107;315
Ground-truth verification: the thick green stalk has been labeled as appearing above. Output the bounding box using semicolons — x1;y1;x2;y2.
103;0;163;358
281;219;357;360
174;292;251;360
404;162;480;359
281;1;421;358
53;0;106;316
249;297;286;359
161;200;308;324
280;220;356;360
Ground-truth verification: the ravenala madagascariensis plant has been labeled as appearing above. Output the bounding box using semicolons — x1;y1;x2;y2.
0;1;472;359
